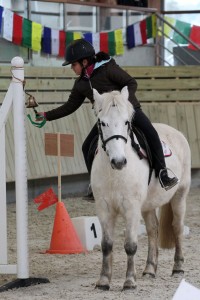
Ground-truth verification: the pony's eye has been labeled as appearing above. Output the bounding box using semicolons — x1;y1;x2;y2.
125;121;129;125
101;121;106;127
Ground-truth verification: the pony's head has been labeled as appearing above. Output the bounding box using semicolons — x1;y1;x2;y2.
93;86;134;170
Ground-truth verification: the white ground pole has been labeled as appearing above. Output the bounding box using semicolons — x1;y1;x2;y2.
0;57;28;278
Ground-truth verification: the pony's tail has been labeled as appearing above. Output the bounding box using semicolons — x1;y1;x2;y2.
158;202;175;249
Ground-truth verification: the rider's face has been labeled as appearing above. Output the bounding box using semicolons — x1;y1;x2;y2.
71;62;82;75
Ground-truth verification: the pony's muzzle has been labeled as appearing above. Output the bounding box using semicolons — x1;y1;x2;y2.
111;157;127;170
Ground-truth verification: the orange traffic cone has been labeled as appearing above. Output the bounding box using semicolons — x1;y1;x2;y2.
46;202;86;254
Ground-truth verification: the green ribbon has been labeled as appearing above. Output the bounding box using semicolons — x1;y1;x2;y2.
27;114;46;128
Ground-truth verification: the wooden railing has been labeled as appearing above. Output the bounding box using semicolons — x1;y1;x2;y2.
0;65;200;182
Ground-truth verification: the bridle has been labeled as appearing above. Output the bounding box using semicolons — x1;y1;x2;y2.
97;118;130;152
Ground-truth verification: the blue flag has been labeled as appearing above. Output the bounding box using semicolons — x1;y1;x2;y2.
42;26;51;54
126;24;135;49
0;6;3;34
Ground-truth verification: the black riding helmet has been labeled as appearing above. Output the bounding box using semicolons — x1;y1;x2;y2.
62;39;95;66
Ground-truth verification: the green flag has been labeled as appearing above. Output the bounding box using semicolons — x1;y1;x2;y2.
22;18;32;48
108;31;116;56
173;20;191;44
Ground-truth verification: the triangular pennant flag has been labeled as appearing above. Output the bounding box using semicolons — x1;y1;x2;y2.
59;30;66;57
100;32;109;53
42;26;51;54
22;18;32;48
188;25;200;50
13;13;23;45
32;21;42;51
51;28;59;55
0;6;3;34
114;29;124;55
173;20;191;44
3;8;13;41
34;187;58;211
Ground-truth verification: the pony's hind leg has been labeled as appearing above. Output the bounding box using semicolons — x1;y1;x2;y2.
95;212;116;290
142;210;159;278
170;189;187;276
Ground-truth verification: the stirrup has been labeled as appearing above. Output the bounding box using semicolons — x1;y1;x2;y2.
159;168;180;191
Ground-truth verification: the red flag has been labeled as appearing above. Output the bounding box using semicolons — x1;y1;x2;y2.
100;32;109;53
59;30;66;57
13;13;23;45
188;25;200;50
140;19;147;44
34;187;58;211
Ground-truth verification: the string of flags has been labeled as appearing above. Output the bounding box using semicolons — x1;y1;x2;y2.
0;5;199;58
0;5;156;57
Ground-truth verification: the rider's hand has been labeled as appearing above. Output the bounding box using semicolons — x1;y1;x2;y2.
35;112;46;121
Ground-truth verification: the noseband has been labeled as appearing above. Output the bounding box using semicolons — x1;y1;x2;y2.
97;118;129;152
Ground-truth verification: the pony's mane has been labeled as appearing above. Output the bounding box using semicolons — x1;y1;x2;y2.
98;90;133;119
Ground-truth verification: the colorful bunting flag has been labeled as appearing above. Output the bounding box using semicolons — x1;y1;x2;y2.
32;21;42;51
92;32;100;53
108;31;115;56
114;29;124;55
188;25;200;50
13;13;23;45
164;16;175;37
134;22;142;46
173;20;191;44
42;26;51;54
146;14;157;39
22;18;32;48
51;28;59;55
59;30;66;57
3;8;13;41
83;32;93;45
100;32;109;53
0;6;3;34
140;19;147;44
126;24;135;49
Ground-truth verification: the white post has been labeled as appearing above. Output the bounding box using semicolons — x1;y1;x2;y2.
11;57;29;279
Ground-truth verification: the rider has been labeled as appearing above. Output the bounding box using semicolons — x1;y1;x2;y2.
37;39;179;200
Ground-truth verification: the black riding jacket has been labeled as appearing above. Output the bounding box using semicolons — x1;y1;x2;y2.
45;58;141;121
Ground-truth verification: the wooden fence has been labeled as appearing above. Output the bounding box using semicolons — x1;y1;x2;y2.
0;65;200;182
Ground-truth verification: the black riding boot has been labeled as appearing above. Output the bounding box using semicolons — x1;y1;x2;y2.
133;108;179;191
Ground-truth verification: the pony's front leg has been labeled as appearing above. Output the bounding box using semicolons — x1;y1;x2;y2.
95;214;115;290
142;210;159;278
123;212;141;290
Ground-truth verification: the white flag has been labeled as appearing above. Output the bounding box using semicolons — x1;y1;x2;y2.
133;22;142;46
3;8;13;41
92;32;100;53
51;29;59;56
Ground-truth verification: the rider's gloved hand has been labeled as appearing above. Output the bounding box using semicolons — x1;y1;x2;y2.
35;112;46;121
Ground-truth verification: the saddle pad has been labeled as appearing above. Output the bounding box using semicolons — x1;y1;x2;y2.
140;140;172;158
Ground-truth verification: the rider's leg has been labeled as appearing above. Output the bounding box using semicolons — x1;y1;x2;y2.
82;123;98;200
132;108;179;190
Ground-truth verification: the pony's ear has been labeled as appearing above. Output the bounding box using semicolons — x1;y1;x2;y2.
121;86;129;101
93;89;103;115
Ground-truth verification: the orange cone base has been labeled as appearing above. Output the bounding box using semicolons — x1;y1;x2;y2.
45;202;86;255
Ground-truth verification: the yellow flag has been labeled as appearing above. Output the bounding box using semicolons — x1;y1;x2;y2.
73;32;82;40
158;16;175;37
114;29;124;55
32;22;42;51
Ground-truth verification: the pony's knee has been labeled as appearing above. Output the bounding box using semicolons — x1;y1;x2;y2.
102;239;113;255
124;241;137;256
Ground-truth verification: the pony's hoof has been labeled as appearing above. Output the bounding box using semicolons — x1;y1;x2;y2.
143;272;156;278
172;270;184;276
95;284;110;291
123;279;137;290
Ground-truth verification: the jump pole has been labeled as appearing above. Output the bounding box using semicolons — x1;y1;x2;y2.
0;57;49;292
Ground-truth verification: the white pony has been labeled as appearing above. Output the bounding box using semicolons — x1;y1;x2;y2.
91;87;191;291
